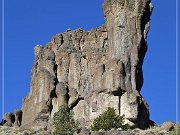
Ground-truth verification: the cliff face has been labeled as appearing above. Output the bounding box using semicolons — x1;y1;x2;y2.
8;0;153;130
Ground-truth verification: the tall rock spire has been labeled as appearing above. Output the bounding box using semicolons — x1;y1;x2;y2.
16;0;154;130
103;0;153;92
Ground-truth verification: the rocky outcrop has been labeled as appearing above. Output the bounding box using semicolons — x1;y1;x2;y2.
1;110;23;128
159;121;174;132
14;110;23;128
2;113;15;127
7;0;153;130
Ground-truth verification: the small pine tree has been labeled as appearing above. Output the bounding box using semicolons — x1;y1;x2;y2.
53;104;79;135
90;107;130;131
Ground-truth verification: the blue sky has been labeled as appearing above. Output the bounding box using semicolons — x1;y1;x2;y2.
0;0;179;124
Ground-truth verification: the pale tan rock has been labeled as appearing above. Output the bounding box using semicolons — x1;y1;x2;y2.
159;121;174;132
19;0;153;130
51;82;68;118
2;113;15;127
121;92;139;123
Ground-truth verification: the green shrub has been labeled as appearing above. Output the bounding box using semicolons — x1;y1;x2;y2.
90;107;130;131
53;104;79;135
169;124;180;135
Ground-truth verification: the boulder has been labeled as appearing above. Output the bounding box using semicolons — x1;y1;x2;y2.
14;109;23;127
159;121;174;131
2;112;15;127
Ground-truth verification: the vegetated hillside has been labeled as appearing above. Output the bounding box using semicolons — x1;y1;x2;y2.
0;123;179;135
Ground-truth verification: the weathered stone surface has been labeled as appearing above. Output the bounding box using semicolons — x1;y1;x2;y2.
19;0;153;130
14;109;23;128
74;127;90;135
51;82;68;118
159;121;174;132
2;113;15;127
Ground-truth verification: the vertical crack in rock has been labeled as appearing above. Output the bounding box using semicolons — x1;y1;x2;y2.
49;62;58;116
18;0;154;130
